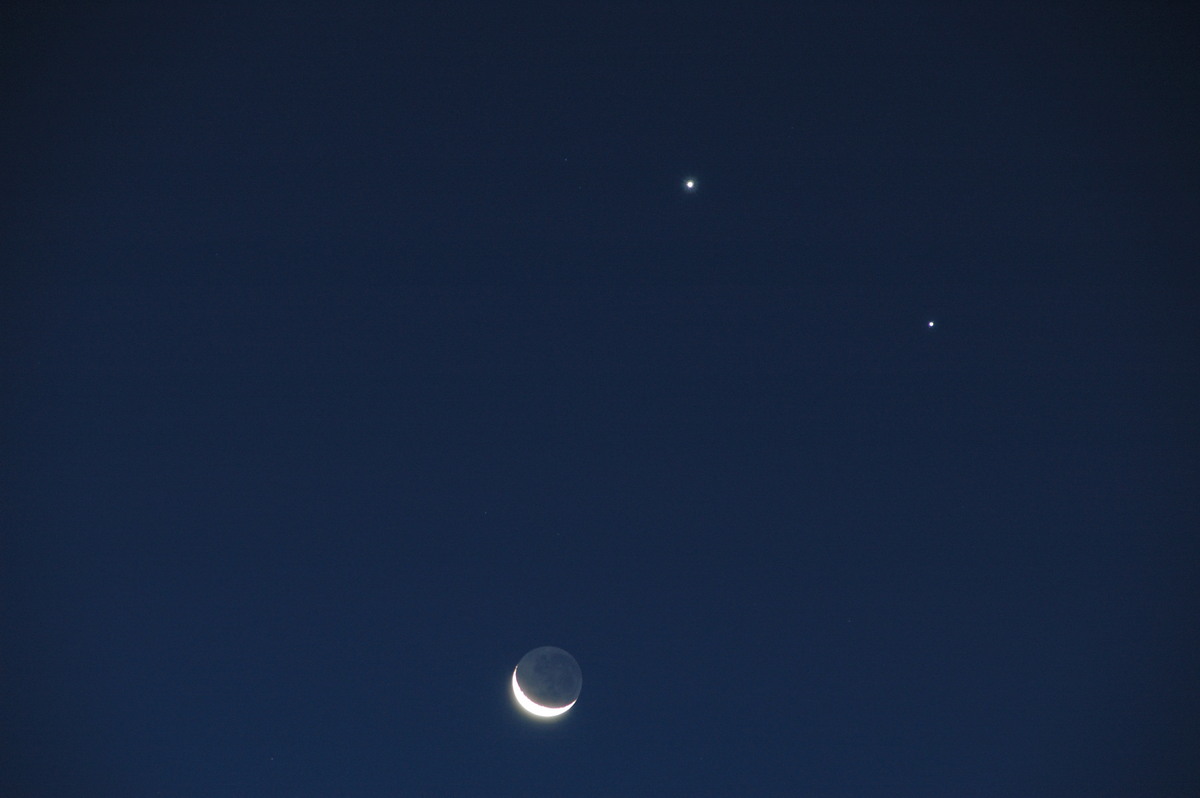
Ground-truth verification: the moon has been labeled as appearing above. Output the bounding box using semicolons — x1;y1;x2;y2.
511;646;582;719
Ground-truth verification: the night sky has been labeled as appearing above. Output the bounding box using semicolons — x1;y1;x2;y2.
3;2;1198;796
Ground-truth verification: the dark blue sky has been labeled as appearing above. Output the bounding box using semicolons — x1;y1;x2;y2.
3;2;1197;796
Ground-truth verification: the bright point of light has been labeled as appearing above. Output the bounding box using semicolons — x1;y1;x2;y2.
683;177;697;192
512;668;574;718
927;320;936;328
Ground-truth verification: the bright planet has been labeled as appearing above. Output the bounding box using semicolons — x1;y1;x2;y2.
511;646;582;719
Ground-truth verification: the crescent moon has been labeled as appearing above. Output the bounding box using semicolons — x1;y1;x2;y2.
512;667;575;718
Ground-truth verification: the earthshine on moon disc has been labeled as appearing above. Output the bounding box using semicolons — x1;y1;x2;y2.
512;646;582;719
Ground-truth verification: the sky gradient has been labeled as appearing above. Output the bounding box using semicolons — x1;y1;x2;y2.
3;2;1198;796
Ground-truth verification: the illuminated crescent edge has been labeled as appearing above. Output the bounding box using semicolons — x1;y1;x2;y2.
512;667;575;718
